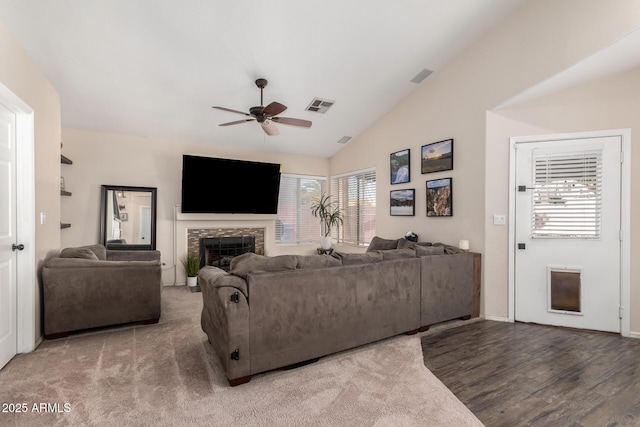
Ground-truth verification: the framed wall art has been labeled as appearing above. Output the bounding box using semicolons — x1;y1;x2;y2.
390;149;410;184
421;139;453;174
390;189;415;216
426;178;452;217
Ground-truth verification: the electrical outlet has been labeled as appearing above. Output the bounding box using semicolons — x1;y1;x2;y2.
493;214;506;225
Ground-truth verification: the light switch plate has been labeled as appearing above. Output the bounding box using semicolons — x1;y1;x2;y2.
493;214;506;225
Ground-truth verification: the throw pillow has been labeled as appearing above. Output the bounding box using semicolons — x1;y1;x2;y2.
59;247;99;260
398;238;434;249
297;255;342;270
366;236;399;252
415;245;445;256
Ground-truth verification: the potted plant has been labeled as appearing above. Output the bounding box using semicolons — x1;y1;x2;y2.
181;252;200;287
310;192;343;250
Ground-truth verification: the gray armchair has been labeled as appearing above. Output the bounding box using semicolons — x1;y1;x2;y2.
42;245;162;338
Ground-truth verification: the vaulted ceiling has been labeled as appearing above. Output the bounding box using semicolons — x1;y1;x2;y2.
0;0;528;157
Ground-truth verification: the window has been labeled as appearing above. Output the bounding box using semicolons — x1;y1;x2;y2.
331;168;376;246
532;150;602;239
276;174;326;244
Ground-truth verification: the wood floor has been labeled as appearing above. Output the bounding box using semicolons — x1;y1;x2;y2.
421;320;640;427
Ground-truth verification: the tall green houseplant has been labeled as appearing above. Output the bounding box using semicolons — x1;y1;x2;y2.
310;192;343;249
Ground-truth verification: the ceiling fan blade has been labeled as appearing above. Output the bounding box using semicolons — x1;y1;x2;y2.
212;106;251;116
261;121;279;136
272;117;312;128
219;119;255;126
263;101;287;117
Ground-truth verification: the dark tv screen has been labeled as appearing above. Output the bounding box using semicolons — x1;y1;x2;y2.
181;155;281;214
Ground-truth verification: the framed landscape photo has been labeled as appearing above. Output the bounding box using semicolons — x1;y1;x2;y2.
390;149;410;184
390;189;415;216
421;139;453;174
426;178;452;217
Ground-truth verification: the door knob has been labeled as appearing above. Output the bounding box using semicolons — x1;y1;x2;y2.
12;243;25;251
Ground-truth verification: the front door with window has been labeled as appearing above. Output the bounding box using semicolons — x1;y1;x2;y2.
514;136;621;333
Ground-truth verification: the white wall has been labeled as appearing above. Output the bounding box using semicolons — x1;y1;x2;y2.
0;20;61;344
60;127;329;284
486;66;640;332
329;0;640;322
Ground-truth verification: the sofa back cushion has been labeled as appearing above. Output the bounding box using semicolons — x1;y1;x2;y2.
229;253;298;279
59;245;106;260
415;245;445;256
379;248;417;260
366;236;399;252
334;251;384;265
296;255;342;270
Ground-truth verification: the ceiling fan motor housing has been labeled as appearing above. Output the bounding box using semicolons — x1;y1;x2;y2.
250;106;266;122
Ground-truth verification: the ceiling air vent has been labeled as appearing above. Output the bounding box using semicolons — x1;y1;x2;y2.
410;68;434;84
337;136;352;144
306;97;335;113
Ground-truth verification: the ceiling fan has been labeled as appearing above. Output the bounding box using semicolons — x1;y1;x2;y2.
212;78;312;136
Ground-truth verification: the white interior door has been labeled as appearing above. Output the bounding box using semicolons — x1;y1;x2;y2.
514;136;621;333
139;206;151;243
0;102;17;369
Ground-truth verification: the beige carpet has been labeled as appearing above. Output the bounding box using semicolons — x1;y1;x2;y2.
0;286;482;427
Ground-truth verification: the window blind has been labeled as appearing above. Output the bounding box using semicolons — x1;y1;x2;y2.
276;174;326;244
532;150;602;239
331;168;376;245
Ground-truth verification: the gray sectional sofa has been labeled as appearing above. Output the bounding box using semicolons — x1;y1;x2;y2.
200;237;480;386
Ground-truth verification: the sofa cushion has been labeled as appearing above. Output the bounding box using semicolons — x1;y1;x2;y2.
296;255;342;270
397;238;433;250
379;248;417;260
59;246;100;260
334;251;384;265
366;236;399;252
60;244;107;261
415;245;445;256
229;252;298;279
432;243;465;254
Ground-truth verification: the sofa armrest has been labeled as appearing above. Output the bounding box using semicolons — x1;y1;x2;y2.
420;253;474;327
200;270;250;384
199;266;248;298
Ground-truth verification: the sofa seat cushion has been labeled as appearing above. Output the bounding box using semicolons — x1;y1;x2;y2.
416;245;445;256
366;236;399;252
333;251;384;265
229;253;298;279
296;255;342;270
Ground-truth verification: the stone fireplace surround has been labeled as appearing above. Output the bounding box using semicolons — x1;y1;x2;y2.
174;207;276;285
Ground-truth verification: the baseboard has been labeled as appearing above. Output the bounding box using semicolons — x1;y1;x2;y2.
483;315;511;323
623;331;640;339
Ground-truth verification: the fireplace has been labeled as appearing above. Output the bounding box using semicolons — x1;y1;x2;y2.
199;236;255;271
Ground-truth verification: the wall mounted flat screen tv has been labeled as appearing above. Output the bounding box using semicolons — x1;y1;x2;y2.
181;155;281;214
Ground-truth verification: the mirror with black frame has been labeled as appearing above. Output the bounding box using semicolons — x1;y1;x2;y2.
100;185;157;250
